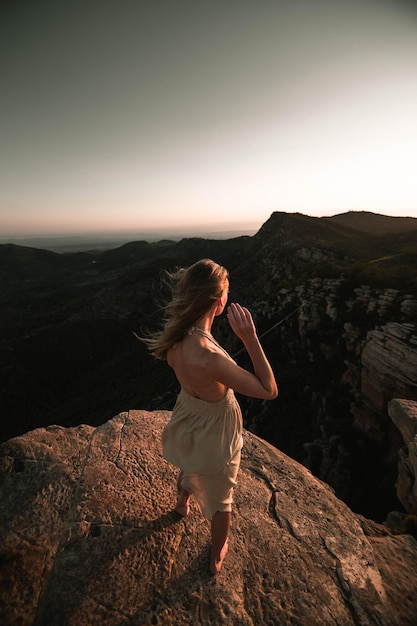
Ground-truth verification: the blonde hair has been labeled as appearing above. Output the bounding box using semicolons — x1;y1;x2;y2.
143;259;229;360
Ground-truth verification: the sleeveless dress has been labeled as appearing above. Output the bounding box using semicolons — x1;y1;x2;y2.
162;329;243;520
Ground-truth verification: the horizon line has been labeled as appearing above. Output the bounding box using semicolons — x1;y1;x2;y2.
2;209;417;241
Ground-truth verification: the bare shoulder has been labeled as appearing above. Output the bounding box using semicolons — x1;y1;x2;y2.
201;349;233;373
168;337;218;370
187;343;222;369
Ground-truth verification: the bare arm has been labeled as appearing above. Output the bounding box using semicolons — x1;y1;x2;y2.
226;302;278;399
202;302;278;400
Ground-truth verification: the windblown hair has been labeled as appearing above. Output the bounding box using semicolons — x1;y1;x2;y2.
143;259;229;360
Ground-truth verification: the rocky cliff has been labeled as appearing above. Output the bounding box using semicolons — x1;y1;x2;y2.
246;276;417;520
389;399;417;516
1;408;416;626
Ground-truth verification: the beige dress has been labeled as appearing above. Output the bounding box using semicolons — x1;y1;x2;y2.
162;387;243;520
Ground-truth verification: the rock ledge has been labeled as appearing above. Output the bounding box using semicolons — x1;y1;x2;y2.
1;410;416;626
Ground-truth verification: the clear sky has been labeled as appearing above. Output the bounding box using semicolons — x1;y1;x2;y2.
1;0;417;236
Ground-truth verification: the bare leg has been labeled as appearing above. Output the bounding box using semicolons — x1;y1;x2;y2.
210;511;231;574
175;472;190;516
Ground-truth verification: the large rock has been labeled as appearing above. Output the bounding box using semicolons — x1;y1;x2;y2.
1;410;416;626
361;323;417;406
350;322;417;443
388;399;417;514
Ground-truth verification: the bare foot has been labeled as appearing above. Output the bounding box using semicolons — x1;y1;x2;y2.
210;541;228;575
175;489;190;516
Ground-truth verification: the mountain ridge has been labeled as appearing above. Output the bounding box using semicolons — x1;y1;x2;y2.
1;210;416;257
1;210;416;523
326;210;417;234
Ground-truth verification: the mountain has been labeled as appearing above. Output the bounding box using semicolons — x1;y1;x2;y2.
326;210;417;234
1;211;416;522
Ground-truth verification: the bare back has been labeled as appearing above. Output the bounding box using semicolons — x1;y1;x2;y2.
167;332;230;403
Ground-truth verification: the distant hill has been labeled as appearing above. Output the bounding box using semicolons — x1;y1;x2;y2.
325;211;417;234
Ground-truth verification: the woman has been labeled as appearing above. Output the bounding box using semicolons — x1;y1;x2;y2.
144;259;278;574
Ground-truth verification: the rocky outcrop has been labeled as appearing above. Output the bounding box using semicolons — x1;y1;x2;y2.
388;399;417;515
357;323;417;432
1;411;417;626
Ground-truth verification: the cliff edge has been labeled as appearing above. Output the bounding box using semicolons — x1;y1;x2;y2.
1;409;416;626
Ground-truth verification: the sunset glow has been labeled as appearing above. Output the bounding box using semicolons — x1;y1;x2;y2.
1;0;416;237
